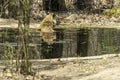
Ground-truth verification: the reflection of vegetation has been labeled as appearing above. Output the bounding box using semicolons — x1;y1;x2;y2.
3;45;14;67
103;7;120;17
99;29;120;55
88;28;120;56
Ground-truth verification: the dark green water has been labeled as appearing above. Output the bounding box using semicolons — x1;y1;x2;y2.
0;27;120;59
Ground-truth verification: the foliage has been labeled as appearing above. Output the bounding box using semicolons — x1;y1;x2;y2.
103;7;120;17
0;0;9;17
0;0;19;18
66;2;76;10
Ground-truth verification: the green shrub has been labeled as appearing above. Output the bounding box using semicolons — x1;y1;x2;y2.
103;7;120;17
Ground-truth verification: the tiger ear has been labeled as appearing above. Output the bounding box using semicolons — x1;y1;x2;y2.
48;13;55;18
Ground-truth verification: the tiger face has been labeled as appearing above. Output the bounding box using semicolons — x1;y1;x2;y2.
39;13;60;29
52;13;60;26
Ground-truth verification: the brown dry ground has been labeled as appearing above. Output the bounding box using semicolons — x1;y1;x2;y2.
0;55;120;80
33;56;120;80
1;13;120;29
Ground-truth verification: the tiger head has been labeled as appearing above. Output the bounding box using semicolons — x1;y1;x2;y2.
39;13;60;29
52;13;60;26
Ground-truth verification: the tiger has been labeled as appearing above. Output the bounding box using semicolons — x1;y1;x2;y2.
39;13;60;44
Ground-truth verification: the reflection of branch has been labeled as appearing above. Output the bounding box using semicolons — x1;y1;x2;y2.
0;5;2;17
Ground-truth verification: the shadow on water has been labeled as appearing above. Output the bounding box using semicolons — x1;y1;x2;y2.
41;29;89;58
0;28;120;59
41;28;120;58
77;29;88;57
